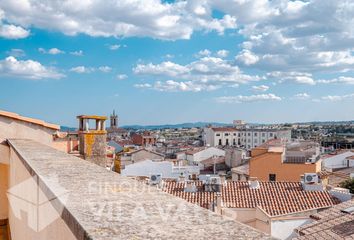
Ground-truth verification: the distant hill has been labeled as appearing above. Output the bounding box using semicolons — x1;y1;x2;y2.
59;120;354;131
60;126;77;132
122;122;230;130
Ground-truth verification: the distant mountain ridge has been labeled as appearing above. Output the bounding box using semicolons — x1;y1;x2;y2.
60;120;354;131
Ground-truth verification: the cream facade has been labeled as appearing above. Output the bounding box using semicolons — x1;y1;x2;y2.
203;127;291;150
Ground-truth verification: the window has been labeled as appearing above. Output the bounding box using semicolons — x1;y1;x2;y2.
218;139;222;145
225;133;229;136
248;133;251;136
269;174;276;182
262;133;265;137
262;139;265;143
254;132;258;136
233;133;237;136
248;139;251;143
270;133;273;137
216;133;220;136
233;139;236;145
254;139;258;143
226;139;229;145
238;133;241;137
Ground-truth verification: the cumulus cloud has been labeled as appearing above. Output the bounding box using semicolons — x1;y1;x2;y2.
318;76;354;85
215;93;282;103
293;93;311;100
39;48;65;55
216;50;229;58
252;85;269;92
0;56;64;79
236;50;259;65
109;44;120;50
0;0;236;40
98;66;112;73
134;80;219;92
0;23;29;39
70;66;94;74
133;56;261;92
70;50;83;56
117;74;128;80
196;49;211;57
267;71;316;85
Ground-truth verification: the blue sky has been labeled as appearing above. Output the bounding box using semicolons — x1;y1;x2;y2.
1;0;354;127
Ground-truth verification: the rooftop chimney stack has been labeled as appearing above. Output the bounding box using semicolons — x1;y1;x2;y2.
77;115;107;167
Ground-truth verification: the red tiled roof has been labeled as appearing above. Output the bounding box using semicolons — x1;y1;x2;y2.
295;199;354;239
211;127;237;132
163;181;339;217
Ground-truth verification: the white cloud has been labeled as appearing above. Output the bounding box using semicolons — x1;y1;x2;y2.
320;93;354;102
98;66;112;73
267;71;316;85
70;50;83;56
318;76;354;85
216;93;282;103
0;56;64;79
134;80;219;92
134;83;152;88
293;93;310;100
216;50;229;58
133;57;261;91
0;23;29;39
0;0;237;40
252;85;269;92
109;44;120;50
236;50;259;65
196;49;211;57
38;48;65;55
70;66;93;74
6;49;25;57
117;74;128;80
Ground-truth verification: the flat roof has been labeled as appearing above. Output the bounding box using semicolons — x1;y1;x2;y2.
0;110;60;130
7;139;269;240
77;115;107;120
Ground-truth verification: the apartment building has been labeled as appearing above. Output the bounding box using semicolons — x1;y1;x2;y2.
249;139;322;182
203;126;291;150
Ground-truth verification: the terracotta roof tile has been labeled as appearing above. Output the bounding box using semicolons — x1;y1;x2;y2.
163;181;339;217
295;199;354;239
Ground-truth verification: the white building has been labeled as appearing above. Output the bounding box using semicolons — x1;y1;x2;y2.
322;150;354;170
177;147;226;169
203;127;291;150
121;160;200;179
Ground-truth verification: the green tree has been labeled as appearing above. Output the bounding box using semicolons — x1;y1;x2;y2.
339;178;354;194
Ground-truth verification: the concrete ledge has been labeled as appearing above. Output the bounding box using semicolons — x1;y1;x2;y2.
7;139;269;240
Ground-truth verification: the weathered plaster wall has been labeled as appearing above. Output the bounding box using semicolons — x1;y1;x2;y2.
7;148;76;240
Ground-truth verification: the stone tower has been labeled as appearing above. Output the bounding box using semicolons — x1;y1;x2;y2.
110;110;118;128
77;115;107;167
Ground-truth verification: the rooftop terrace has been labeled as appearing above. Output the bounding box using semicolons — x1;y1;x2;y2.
6;139;269;239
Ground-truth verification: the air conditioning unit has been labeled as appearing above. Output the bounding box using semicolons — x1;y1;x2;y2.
149;174;162;185
204;176;222;192
304;173;318;184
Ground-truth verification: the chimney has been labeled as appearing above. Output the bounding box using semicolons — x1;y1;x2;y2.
248;177;260;189
178;174;185;183
184;181;197;192
215;192;222;215
219;173;227;185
